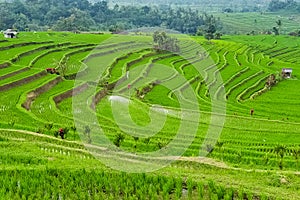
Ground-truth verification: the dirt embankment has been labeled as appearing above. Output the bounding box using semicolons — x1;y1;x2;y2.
11;42;71;63
0;71;47;91
0;62;11;69
0;42;69;70
90;76;128;110
0;41;53;51
90;89;108;110
89;53;161;108
53;83;89;105
0;67;30;81
22;76;63;110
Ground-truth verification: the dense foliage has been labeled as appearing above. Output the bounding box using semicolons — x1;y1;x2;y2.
153;31;180;52
268;0;300;12
96;0;271;12
0;0;222;34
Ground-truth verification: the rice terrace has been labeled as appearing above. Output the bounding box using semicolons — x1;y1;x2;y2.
1;0;300;199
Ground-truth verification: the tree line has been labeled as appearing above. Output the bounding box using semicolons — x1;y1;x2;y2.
268;0;300;12
0;0;222;35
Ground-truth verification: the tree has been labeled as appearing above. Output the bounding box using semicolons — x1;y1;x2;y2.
108;23;125;34
53;57;68;77
13;13;30;31
204;24;217;41
286;0;297;9
196;28;204;36
53;9;95;31
215;32;222;39
223;8;233;13
273;27;279;35
0;0;222;34
0;3;17;30
268;0;297;11
275;19;282;34
204;33;214;41
268;0;287;11
153;31;180;52
44;7;68;25
276;19;282;27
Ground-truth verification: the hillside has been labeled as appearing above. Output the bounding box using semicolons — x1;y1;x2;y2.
216;12;300;34
0;31;300;198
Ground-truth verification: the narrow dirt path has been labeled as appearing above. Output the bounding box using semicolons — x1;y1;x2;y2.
0;128;79;144
1;128;300;175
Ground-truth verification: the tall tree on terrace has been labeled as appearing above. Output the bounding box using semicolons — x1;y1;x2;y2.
276;19;282;34
204;24;216;41
153;31;180;52
273;26;279;35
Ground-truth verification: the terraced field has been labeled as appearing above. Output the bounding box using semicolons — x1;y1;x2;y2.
215;12;300;34
1;32;300;199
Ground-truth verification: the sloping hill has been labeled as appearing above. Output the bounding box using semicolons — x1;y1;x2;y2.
1;31;300;199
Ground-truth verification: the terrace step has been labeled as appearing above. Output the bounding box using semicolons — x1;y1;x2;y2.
0;71;47;91
53;83;89;105
226;70;265;100
237;75;269;101
0;67;30;81
30;44;98;68
0;62;11;69
11;42;73;64
0;41;53;51
22;76;63;110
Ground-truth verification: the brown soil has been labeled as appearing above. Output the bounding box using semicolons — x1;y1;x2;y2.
22;76;63;110
0;71;47;91
53;83;89;105
0;62;11;69
0;67;30;81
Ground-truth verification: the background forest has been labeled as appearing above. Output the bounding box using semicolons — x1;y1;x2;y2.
1;0;300;34
0;0;222;34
